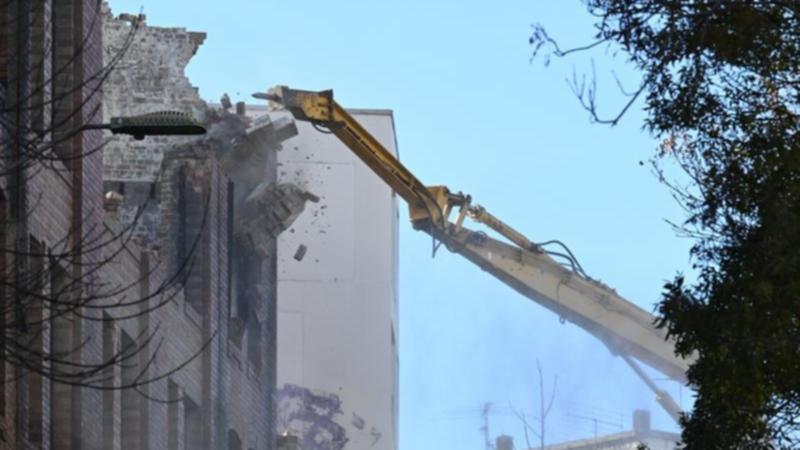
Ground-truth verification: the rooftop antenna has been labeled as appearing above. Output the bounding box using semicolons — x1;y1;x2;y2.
481;402;494;450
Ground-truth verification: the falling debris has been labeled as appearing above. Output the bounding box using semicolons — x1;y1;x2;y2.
219;114;298;194
351;413;366;430
369;427;383;446
220;92;232;111
294;244;308;262
234;182;320;258
302;191;321;203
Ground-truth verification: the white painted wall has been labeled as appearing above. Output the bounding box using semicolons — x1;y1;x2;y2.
271;108;399;450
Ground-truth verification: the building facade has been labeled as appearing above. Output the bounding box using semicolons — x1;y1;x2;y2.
541;411;680;450
0;2;301;449
265;106;400;450
0;0;107;447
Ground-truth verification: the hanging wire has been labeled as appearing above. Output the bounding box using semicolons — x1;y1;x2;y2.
532;239;593;281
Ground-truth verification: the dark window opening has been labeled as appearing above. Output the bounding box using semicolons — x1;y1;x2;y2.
51;0;77;161
227;180;235;321
102;315;116;449
120;332;141;450
167;380;180;450
230;248;259;348
184;397;202;450
50;261;78;448
27;238;45;447
0;2;7;83
175;164;207;312
176;166;188;271
228;429;243;450
30;1;50;136
0;189;7;418
246;320;262;376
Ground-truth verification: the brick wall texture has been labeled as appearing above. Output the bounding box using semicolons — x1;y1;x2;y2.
0;1;286;449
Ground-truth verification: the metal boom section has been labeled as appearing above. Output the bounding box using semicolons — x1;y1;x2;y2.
257;86;693;422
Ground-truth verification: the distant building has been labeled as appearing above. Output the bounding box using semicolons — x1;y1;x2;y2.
541;411;680;450
251;104;400;450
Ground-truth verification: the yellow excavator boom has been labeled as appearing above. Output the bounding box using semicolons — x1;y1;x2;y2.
256;86;447;226
256;86;693;423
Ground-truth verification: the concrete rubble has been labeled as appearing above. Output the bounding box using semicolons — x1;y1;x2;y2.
293;244;308;262
235;182;319;259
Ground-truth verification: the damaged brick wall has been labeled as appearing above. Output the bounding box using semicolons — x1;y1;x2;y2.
101;4;211;247
1;2;321;449
102;2;208;182
100;5;330;450
100;5;317;450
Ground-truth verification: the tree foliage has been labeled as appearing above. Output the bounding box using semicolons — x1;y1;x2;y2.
533;1;800;448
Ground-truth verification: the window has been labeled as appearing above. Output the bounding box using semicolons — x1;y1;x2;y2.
247;321;262;376
0;189;6;419
227;429;242;450
30;1;52;135
50;261;78;448
184;397;202;450
51;0;78;161
230;246;259;349
176;166;188;271
28;239;45;447
120;332;140;450
167;380;180;450
102;316;116;449
227;181;235;327
176;165;207;313
0;1;7;82
227;180;245;349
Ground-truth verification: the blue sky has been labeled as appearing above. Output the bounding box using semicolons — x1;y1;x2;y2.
108;0;693;447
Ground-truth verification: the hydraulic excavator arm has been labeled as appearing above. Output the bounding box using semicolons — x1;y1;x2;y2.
256;86;693;423
254;86;452;227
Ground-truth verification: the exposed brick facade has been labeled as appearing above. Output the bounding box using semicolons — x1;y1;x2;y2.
0;2;297;449
101;5;208;184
